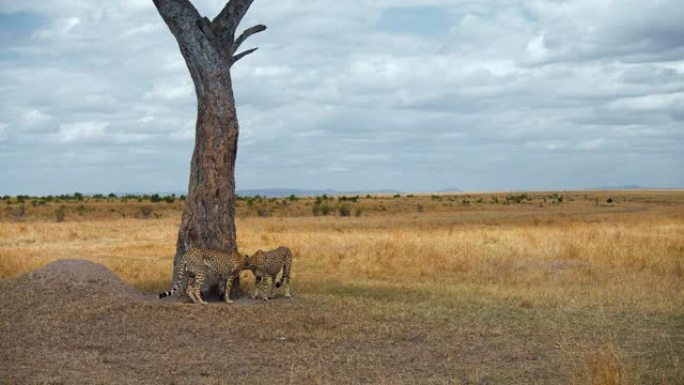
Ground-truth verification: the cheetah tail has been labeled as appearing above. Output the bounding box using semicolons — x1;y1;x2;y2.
158;287;176;299
159;259;186;299
159;286;178;299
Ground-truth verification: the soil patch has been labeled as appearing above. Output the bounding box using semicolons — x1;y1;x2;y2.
6;259;144;303
0;261;562;384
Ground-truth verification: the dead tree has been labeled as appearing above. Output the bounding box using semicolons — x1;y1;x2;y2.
153;0;265;296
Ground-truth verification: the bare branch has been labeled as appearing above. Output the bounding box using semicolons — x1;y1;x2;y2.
211;0;255;40
231;47;258;65
232;24;266;54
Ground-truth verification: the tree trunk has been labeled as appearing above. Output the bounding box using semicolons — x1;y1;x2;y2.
153;0;265;298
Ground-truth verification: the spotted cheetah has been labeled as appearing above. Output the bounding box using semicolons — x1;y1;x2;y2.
244;246;293;300
159;248;246;304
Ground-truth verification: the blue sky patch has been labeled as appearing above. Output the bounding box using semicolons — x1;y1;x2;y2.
378;6;451;36
0;12;45;38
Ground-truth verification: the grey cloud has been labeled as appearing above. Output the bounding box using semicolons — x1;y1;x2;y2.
0;0;682;195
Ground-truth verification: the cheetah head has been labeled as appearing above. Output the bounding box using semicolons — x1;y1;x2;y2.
242;250;263;271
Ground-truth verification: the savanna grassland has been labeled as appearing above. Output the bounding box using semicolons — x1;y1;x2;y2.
0;190;682;385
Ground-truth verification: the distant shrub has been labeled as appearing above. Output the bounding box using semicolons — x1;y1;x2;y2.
320;204;331;216
393;194;401;198
606;197;613;204
548;193;563;204
74;192;84;201
164;194;176;204
92;194;105;200
288;194;298;201
338;195;359;203
338;204;351;217
76;205;87;216
108;193;117;199
32;199;49;207
505;193;529;204
150;194;163;203
312;202;328;216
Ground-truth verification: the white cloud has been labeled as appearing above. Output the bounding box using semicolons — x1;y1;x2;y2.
524;33;549;63
610;92;684;111
143;79;194;103
58;121;108;143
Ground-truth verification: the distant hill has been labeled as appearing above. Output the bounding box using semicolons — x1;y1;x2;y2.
437;187;463;193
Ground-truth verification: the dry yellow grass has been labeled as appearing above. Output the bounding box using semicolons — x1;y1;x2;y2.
1;190;683;384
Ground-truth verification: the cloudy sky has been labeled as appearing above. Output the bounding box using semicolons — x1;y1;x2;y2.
1;0;683;195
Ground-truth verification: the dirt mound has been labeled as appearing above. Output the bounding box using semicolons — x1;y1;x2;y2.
5;259;143;303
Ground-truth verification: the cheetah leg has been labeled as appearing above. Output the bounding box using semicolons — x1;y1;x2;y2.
224;274;235;304
260;276;270;301
268;275;276;299
193;274;207;305
186;276;200;303
251;275;261;300
284;277;291;298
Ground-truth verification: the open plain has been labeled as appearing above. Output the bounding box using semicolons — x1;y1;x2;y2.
0;190;682;384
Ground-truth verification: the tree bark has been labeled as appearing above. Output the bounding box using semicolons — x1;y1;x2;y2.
152;0;265;298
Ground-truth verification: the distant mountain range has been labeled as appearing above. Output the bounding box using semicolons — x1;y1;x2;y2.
437;187;464;193
30;185;680;199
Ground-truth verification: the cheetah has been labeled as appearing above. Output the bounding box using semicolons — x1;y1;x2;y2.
158;248;246;304
244;246;293;300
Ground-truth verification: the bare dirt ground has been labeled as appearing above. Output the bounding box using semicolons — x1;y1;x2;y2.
0;260;565;385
